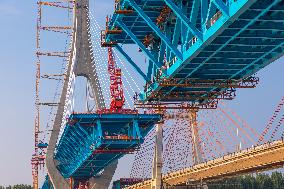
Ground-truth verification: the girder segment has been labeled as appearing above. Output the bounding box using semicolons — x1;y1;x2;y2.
105;0;284;106
54;113;161;178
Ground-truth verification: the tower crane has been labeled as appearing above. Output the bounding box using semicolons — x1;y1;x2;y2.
107;47;125;112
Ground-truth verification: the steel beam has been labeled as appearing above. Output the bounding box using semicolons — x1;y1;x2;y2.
163;0;202;40
213;0;229;16
185;0;201;50
115;45;150;82
116;20;161;68
183;0;277;80
201;0;209;25
126;0;183;60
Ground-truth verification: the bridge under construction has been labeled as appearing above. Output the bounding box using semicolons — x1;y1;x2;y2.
33;0;284;189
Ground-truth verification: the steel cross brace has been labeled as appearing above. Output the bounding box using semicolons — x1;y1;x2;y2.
115;44;150;82
125;0;183;60
164;0;271;96
132;120;142;139
170;1;182;61
96;120;102;138
213;0;229;17
182;0;201;51
163;0;203;40
116;20;162;68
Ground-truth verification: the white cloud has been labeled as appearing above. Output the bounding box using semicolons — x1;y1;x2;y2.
0;3;20;15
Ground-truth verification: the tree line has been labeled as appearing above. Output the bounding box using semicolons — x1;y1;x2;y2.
208;172;284;189
0;185;31;189
1;172;284;189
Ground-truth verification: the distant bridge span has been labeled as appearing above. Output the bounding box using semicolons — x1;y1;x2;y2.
125;140;284;188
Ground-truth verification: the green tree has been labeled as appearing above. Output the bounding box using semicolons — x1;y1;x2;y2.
207;172;284;189
12;184;32;189
271;172;284;189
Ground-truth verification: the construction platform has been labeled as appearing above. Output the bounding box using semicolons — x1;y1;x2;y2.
54;112;161;178
104;0;284;103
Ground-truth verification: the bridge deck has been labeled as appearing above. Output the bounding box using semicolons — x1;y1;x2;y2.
124;140;284;189
55;113;161;178
106;0;284;103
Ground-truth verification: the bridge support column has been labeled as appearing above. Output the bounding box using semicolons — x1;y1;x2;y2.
70;178;73;189
151;122;163;189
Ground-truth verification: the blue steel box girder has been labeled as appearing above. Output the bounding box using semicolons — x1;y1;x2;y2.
104;0;284;103
54;113;161;178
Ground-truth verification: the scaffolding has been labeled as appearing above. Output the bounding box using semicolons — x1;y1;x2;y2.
32;1;74;188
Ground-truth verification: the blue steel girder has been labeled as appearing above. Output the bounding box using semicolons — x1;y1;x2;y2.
66;129;91;161
115;45;150;82
76;123;94;143
55;113;161;178
116;19;162;68
170;1;182;62
201;0;209;25
213;0;229;17
126;0;183;60
158;40;166;64
163;0;203;40
189;0;282;97
181;2;190;34
131;0;284;102
57;137;79;160
96;120;103;140
184;0;203;50
59;141;77;158
104;0;284;104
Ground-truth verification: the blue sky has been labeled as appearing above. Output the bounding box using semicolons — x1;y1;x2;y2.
0;0;283;187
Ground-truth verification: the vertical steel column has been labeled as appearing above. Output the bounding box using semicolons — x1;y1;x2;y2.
69;178;73;189
152;123;163;189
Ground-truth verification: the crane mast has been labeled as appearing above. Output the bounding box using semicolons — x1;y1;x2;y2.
107;47;125;111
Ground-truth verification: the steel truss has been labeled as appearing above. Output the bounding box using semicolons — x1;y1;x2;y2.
101;0;284;105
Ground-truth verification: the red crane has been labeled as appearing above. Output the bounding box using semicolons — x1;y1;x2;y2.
107;47;125;111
